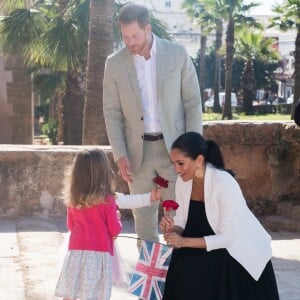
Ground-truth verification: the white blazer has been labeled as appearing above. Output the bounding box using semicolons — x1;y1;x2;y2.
174;163;272;281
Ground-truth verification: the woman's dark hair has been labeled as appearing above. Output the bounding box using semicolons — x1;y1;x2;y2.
172;132;230;173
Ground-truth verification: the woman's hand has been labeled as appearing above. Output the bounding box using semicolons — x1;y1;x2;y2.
164;232;184;248
159;215;174;233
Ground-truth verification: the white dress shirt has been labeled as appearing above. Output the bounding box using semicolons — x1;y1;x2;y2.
115;192;151;209
133;35;161;134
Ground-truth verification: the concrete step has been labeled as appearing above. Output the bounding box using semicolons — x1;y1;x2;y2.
263;215;300;233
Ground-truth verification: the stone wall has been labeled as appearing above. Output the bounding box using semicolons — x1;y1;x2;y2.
0;122;299;218
203;121;300;215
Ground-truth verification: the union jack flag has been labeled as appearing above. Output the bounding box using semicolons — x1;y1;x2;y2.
128;240;172;300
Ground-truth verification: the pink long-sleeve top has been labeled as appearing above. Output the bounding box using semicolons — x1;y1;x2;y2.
67;194;122;255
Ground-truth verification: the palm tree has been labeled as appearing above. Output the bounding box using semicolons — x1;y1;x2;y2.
1;0;172;145
235;29;279;114
0;0;89;144
182;0;214;112
182;0;224;113
269;0;300;120
182;0;260;116
213;17;223;113
82;0;114;145
221;0;261;119
0;1;26;13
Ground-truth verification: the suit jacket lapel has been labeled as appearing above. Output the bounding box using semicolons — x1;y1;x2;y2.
156;38;167;104
122;48;141;103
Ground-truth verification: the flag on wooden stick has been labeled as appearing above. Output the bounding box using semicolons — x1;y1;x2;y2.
128;240;172;300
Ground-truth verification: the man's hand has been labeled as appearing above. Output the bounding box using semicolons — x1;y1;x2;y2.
118;156;133;183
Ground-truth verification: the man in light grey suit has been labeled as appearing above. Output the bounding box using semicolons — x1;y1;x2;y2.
103;4;202;244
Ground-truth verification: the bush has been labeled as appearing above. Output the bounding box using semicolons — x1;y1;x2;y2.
235;104;292;115
41;119;58;145
34;102;49;120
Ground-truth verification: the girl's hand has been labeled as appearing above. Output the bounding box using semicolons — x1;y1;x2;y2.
159;215;174;233
150;187;162;202
164;232;184;248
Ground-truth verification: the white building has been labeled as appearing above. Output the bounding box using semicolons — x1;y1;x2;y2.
251;13;296;98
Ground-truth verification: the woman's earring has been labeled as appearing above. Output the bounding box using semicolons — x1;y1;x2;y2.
195;168;202;178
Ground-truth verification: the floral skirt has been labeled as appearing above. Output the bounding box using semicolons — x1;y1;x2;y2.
55;250;112;300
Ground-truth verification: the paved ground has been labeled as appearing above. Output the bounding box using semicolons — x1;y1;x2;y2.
0;216;300;300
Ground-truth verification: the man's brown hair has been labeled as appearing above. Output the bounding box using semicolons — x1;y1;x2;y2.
119;4;150;28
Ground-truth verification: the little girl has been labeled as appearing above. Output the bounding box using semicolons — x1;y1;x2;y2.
55;149;161;300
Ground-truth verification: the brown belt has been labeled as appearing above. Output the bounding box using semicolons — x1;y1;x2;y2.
143;133;164;141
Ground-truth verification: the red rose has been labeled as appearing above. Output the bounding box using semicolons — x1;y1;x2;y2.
162;200;179;212
153;176;169;188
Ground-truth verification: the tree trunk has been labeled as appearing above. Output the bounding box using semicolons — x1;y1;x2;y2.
56;91;64;144
242;61;255;115
213;18;223;113
82;0;114;145
23;0;31;8
199;26;207;113
292;26;300;120
63;72;85;145
57;0;69;16
223;17;234;120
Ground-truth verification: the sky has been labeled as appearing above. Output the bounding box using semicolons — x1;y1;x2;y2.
246;0;285;15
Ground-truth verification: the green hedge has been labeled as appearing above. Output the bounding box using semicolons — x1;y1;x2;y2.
235;104;292;115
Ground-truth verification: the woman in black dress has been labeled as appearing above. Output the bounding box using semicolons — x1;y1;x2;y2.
159;132;279;300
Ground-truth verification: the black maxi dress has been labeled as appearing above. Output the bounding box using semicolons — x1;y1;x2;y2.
162;200;279;300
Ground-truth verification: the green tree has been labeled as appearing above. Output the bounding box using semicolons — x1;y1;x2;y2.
182;0;226;113
1;0;171;145
182;0;260;116
182;0;216;112
82;0;114;145
235;29;279;114
221;0;261;119
0;0;89;145
213;16;224;113
253;60;278;91
270;0;300;120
